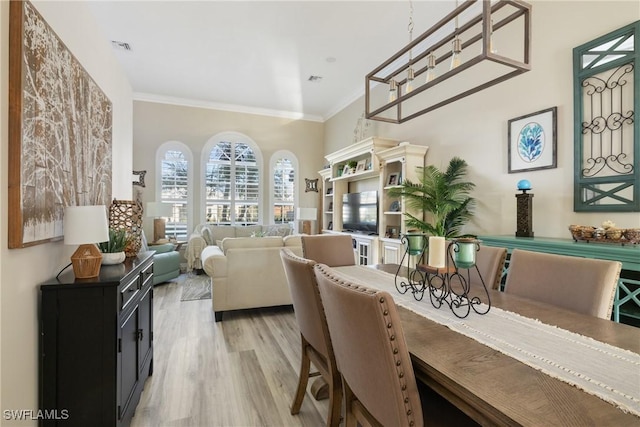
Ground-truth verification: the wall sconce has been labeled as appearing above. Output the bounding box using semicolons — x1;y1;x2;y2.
366;0;531;124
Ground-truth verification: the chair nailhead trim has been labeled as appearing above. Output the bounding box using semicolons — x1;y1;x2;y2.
376;289;416;427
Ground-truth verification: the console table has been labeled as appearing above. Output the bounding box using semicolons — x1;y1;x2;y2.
39;251;154;427
479;235;640;326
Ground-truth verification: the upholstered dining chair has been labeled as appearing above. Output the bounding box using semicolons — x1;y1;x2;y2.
301;234;355;267
467;245;508;290
280;248;342;427
313;263;423;427
504;249;622;319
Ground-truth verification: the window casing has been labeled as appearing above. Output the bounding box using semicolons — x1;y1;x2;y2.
272;155;296;224
157;143;193;239
204;134;262;225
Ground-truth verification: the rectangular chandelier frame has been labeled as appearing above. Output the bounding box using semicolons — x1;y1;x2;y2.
365;0;531;124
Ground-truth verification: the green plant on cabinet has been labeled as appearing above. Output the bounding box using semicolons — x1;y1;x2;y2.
98;228;131;253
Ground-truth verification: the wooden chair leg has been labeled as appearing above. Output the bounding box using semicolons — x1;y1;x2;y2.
291;336;311;415
343;379;358;427
326;370;343;427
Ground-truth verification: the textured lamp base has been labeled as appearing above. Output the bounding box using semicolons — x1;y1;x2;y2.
301;220;311;235
153;218;166;242
71;244;103;279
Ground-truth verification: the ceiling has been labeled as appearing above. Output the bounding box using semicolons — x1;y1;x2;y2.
86;1;457;121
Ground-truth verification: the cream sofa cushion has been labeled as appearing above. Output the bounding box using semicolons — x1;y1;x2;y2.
284;234;302;247
187;223;293;271
221;236;283;254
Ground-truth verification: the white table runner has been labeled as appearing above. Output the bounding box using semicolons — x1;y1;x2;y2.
332;265;640;417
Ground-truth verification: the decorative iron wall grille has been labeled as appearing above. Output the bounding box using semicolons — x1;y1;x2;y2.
573;21;639;212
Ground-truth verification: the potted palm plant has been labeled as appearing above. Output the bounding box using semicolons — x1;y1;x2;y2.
388;156;476;238
98;228;131;265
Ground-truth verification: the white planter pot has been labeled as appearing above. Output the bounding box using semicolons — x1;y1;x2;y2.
101;252;126;265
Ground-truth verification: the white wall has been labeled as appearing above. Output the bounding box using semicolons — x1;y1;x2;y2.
132;101;324;238
0;1;133;424
325;1;640;238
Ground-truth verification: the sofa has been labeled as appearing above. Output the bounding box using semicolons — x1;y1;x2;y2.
186;223;293;271
201;234;303;321
140;232;181;285
151;243;181;285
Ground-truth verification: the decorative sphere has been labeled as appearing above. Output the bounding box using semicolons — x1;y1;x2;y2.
517;179;532;191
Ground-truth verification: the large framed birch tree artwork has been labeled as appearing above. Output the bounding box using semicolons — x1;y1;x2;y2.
8;1;112;248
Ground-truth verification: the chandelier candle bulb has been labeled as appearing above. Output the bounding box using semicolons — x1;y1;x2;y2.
428;236;446;268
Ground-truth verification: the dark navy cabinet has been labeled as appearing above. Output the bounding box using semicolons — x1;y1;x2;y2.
39;251;154;426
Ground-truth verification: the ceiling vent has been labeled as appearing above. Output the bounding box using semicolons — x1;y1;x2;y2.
307;75;323;83
111;41;132;51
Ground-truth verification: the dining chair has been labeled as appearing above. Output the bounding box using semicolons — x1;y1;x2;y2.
504;249;622;319
313;263;423;427
301;234;355;267
280;248;342;427
467;245;507;290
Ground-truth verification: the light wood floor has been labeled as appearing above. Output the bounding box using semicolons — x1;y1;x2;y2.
131;277;328;427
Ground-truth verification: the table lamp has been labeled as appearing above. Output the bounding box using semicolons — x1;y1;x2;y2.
296;207;317;235
63;205;109;279
146;201;173;243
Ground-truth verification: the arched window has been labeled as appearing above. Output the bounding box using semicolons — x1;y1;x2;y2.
203;133;262;225
157;142;193;239
270;151;298;224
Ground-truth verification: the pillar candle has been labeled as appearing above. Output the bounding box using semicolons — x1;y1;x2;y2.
428;236;446;268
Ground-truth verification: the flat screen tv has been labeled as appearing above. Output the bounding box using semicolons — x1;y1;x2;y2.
342;191;378;234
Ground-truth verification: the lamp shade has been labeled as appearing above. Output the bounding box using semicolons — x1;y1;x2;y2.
63;205;109;245
296;207;317;221
146;202;172;218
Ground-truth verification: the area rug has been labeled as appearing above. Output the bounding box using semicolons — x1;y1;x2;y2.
180;274;212;301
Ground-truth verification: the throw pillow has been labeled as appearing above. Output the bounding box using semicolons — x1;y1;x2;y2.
201;227;213;246
264;225;288;237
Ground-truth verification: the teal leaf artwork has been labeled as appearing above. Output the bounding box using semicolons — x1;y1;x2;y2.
517;122;545;162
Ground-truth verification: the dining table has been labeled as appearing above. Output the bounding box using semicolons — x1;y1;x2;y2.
331;263;640;426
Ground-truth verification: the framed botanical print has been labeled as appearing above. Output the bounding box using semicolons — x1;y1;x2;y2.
508;107;557;173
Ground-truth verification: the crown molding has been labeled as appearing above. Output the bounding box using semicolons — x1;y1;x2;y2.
133;92;325;123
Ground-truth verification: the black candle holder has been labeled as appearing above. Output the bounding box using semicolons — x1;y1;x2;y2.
394;234;428;300
394;237;491;319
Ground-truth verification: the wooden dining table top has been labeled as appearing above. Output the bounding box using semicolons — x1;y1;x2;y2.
373;264;640;426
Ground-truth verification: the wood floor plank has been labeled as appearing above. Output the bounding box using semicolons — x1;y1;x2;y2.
131;276;328;427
